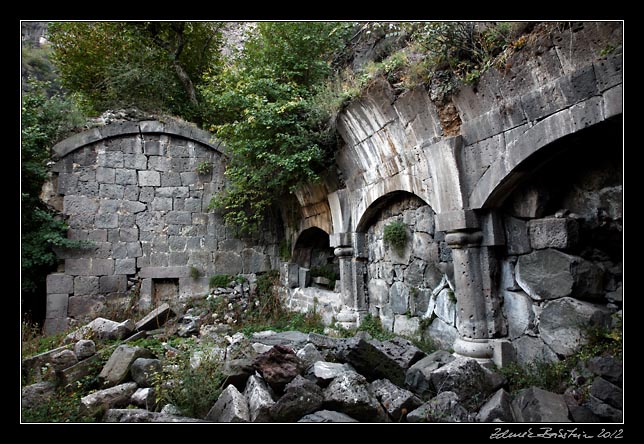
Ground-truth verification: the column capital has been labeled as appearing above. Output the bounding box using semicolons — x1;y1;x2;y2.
334;247;354;258
445;230;483;249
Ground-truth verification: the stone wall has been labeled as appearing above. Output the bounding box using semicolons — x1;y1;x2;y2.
44;120;281;333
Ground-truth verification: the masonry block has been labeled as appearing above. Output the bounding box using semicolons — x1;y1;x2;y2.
528;217;579;250
46;274;73;294
46;293;69;319
138;171;161;187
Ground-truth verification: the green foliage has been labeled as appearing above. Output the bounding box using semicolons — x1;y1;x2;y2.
21;44;59;92
500;360;572;394
383;220;408;254
21;319;69;359
195;160;213;176
201;22;355;234
189;266;202;280
356;313;396;341
47;22;224;120
21;80;89;294
21;386;94;423
209;274;234;288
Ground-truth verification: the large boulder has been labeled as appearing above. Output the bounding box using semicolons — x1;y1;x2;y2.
269;375;324;422
370;378;422;422
373;337;426;371
50;349;78;371
80;382;138;417
476;388;515;422
296;343;324;370
130;387;158;410
406;391;472;423
252;344;303;394
512;387;570;422
98;345;155;388
130;358;162;388
586;356;623;387
502;291;535;339
74;339;96;360
335;338;406;386
298;410;359;423
66;318;135;342
323;371;387;422
307;361;354;387
244;375;275;423
405;350;455;399
21;381;56;410
539;297;612;356
590;377;622;410
205;384;250;423
511;336;559;365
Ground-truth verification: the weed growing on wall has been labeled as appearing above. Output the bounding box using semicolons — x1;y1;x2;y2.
383;220;408;255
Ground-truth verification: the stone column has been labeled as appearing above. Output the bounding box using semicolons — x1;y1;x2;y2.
445;230;494;363
331;232;368;328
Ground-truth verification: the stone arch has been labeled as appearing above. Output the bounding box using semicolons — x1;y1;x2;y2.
292;226;338;289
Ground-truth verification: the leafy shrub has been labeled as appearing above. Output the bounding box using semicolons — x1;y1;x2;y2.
195;161;213;176
383;220;408;254
209;274;234;288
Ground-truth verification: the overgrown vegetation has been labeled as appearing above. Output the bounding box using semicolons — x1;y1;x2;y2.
310;264;339;282
383;220;408;255
209;274;234;288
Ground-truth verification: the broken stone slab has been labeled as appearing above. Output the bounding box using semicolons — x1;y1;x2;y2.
104;408;204;423
50;349;78;371
404;350;455;399
56;354;102;387
205;384;250;423
252;344;304;394
406;391;472;423
539;297;612;357
590;377;622;410
74;339;96;360
269;375;324;422
21;381;56;409
22;346;69;382
307;361;354;387
370;378;423;422
586;355;623;387
335;338;406;386
512;387;571;422
99;345;155;388
135;303;175;331
130;387;158;410
428;357;505;411
323;370;387;422
80;382;138;418
244;374;275;423
373;337;426;371
66;317;135;342
298;410;359;423
130;358;163;388
251;330;310;350
476;388;515;422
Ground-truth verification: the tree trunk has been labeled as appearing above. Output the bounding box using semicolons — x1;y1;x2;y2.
173;61;198;106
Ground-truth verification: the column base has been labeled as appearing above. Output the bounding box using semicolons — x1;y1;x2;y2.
452;337;494;367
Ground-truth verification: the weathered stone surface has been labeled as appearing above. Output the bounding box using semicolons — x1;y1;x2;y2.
393;315;421;339
251;330;309;349
424;318;459;351
323;371;385;422
528;217;579;250
428;357;504;410
502;290;535;339
130;358;162;388
370;378;422;422
407;391;472;423
476;388;515;422
308;361;354;387
205;384;250;423
295;343;324;369
56;354;102;387
374;337;426;371
434;288;456;325
512;336;559;365
104;408;204;423
586;355;623;387
590;377;622;410
298;410;359;423
22;381;56;409
269;375;324;422
389;282;409;315
336;338;406;386
80;382;138;417
244;375;275;423
137;170;160;187
516;249;575;300
588;396;622;422
512;387;571;422
45;293;68;319
222;358;255;392
539;297;612;356
135;303;175;331
252;344;303;394
404;350;455;399
46;273;74;294
568;405;602;423
130;387;158;410
51;349;78;370
66;317;135;342
99;345;155;388
503;216;531;255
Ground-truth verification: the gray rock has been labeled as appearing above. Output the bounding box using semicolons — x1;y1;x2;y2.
393;315;421;339
476;388;515;422
407;391;472;423
512;387;571;422
568;405;602;423
389;282;409;314
206;384;250;422
588;396;622;422
244;375;275;423
103;408;204;423
539;297;612;356
23;346;69;382
502;291;535;339
516;249;575;300
590;377;622;410
424;318;459;350
511;336;559;365
375;337;426;371
74;339;96;360
323;371;386;422
66;317;135;342
370;378;423;422
51;349;78;370
269;375;324;422
298;410;359;423
21;381;56;409
135;303;175;331
56;354;102;387
336;338;406;386
222;358;255;392
308;361;354;387
405;350;455;399
99;345;155;388
252;344;303;394
296;343;324;370
528;217;579;250
130;358;162;388
586;355;622;387
428;357;504;410
251;330;310;349
80;382;139;417
606;284;622;303
130;387;158;410
504;216;531;255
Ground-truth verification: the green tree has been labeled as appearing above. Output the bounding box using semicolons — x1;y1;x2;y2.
21;80;86;312
47;22;224;121
201;22;354;234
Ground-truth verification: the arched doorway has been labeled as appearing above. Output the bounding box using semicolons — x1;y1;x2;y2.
292;226;338;289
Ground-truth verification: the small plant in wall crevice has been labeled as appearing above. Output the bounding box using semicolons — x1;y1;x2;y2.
383;220;408;255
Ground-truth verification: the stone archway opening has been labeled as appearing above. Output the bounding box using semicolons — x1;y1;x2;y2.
292;227;338;290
